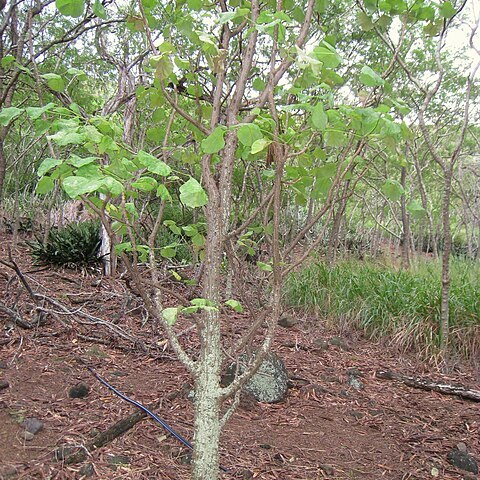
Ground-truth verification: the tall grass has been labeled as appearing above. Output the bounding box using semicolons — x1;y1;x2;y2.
284;259;480;361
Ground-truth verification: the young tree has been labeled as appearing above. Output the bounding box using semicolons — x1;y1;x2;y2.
5;0;469;477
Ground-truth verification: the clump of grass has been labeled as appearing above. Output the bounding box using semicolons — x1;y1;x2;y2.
284;259;480;361
28;220;101;267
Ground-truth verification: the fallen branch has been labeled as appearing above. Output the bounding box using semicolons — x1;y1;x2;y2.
376;369;480;402
62;404;151;464
0;301;32;329
38;294;141;345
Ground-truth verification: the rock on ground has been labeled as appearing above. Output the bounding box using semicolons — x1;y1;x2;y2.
223;352;289;403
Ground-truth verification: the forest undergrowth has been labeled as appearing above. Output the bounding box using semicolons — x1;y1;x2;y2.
284;258;480;363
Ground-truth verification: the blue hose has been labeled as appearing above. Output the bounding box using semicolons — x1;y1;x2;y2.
86;366;229;473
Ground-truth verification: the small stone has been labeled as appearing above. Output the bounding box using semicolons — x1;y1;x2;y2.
277;315;298;328
329;336;351;351
313;338;329;350
347;376;364;390
69;383;90;399
0;465;18;479
23;431;35;441
107;455;131;470
456;442;468;453
260;443;272;449
179;452;193;466
368;409;385;417
300;384;328;396
53;445;75;461
89;428;100;438
85;346;108;358
346;367;363;377
23;417;44;435
0;361;7;369
319;464;335;476
312;384;328;395
0;380;9;390
78;463;95;478
238;469;253;480
350;410;365;420
447;448;478;474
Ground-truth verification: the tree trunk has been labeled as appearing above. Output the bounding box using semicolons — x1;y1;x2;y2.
327;179;350;265
400;166;410;269
0;139;6;204
192;313;222;479
439;170;452;357
191;133;237;479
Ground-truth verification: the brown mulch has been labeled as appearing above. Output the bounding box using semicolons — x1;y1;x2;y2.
0;232;479;480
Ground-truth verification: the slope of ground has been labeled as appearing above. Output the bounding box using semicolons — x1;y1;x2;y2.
0;233;478;480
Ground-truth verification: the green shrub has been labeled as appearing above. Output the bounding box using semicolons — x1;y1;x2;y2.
28;221;101;267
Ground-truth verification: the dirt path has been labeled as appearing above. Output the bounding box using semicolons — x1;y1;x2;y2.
0;233;478;479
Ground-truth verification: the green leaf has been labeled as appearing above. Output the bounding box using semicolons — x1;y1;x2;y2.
131;176;158;192
190;298;216;308
1;55;15;69
114;242;132;255
171;270;182;281
187;0;202;10
102;177;124;196
252;77;266;91
439;1;456;18
153;55;173;81
201;126;226;154
36;176;55;195
257;261;273;272
359;66;384;87
42;73;66;92
67;155;97;168
156;184;172;201
407;200;426;219
311;103;328;131
0;107;23;126
179;177;208;208
191;233;205;247
48;130;85;146
381;179;404;201
182;225;198;237
56;0;85;17
164;220;181;235
316;163;337;178
26;103;55;120
376;14;392;29
312;177;332;198
162;307;180;325
251;138;271;154
225;299;243;313
137;150;171;176
62;176;103;198
38;158;63;177
325;129;346;146
92;0;107;18
424;20;443;37
237;123;263;147
160;246;177;258
357;11;374;31
313;42;342;68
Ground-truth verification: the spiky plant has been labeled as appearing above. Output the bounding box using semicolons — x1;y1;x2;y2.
28;221;101;267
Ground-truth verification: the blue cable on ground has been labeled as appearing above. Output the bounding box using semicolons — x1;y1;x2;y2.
85;365;229;473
